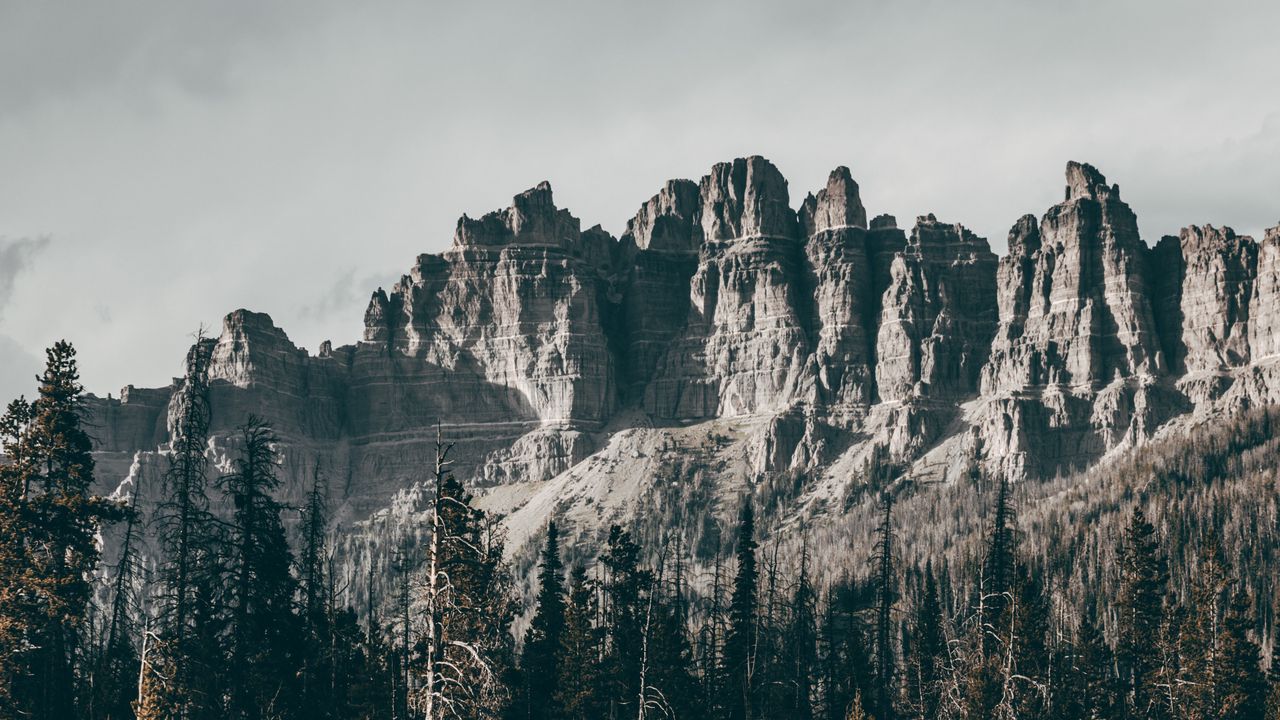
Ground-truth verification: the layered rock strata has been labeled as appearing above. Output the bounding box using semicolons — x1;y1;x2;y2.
82;158;1280;572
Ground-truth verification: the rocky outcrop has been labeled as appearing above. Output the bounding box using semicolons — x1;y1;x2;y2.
1250;226;1280;361
1151;225;1255;375
643;157;813;419
875;215;997;403
80;157;1280;586
983;163;1163;394
801;168;875;418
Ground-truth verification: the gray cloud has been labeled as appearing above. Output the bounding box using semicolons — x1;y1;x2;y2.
299;268;397;323
0;1;1278;395
0;334;41;403
0;236;50;322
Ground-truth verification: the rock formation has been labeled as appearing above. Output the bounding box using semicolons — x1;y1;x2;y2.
81;157;1280;585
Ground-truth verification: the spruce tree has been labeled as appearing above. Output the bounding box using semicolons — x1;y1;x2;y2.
521;521;567;720
1116;506;1167;716
724;498;759;720
906;562;944;720
644;537;698;719
554;565;606;720
870;493;897;720
150;337;223;720
298;469;333;718
1217;590;1268;720
601;524;648;716
220;417;303;720
0;396;38;715
0;342;122;720
786;538;818;720
978;474;1016;655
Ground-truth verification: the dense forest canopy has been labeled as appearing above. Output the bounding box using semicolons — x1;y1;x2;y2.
1;340;1278;719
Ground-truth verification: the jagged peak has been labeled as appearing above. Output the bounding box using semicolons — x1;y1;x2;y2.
222;308;282;335
454;180;580;247
699;155;796;241
622;177;700;253
1007;214;1042;257
800;165;867;235
869;214;898;230
1065;161;1120;202
1180;224;1244;243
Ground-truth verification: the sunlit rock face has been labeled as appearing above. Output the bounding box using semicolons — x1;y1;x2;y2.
647;158;815;419
83;157;1280;594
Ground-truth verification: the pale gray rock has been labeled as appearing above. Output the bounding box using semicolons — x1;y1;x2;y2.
76;157;1280;607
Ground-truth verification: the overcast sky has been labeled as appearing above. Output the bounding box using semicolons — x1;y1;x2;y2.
1;0;1278;400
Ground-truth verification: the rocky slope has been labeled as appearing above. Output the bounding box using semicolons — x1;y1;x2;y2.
84;157;1280;591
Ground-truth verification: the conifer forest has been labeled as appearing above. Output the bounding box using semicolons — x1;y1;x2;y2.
2;337;1279;719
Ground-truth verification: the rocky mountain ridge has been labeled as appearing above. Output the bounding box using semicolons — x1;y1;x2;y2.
84;157;1280;573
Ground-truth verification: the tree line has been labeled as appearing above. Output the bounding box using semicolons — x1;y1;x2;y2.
0;339;1278;719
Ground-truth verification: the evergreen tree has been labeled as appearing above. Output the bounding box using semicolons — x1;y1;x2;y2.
1008;564;1050;718
220;417;303;720
786;538;818;720
601;524;648;716
821;581;873;720
978;475;1016;656
1053;610;1119;720
0;396;38;715
905;562;944;720
150;337;224;720
0;342;122;720
1216;590;1268;720
724;498;759;720
299;468;334;718
1116;506;1167;716
963;473;1020;720
554;566;606;720
870;493;897;720
521;521;567;720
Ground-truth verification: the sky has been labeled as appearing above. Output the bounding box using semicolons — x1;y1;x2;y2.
1;0;1278;400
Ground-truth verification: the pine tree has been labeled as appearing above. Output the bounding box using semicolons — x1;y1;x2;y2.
963;473;1019;720
0;342;123;720
724;498;759;720
601;524;648;716
1216;590;1268;720
1054;610;1119;720
0;396;38;715
151;337;224;720
554;565;606;720
821;581;873;720
1008;564;1050;717
299;468;334;718
220;417;303;720
521;521;567;720
978;475;1016;656
786;537;818;720
1116;506;1167;716
906;562;944;720
870;493;897;720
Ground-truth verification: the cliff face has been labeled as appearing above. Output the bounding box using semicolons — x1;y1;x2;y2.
86;156;1280;577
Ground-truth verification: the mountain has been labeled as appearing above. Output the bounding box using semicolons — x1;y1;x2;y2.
83;156;1280;591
